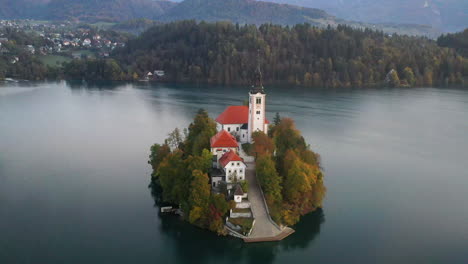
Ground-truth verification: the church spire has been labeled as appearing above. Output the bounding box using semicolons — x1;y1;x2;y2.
251;49;265;94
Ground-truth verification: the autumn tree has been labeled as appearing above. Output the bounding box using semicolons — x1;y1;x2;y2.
256;154;282;203
188;170;211;226
157;150;189;206
252;131;275;157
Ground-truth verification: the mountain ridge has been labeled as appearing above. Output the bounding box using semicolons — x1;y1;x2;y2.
0;0;444;37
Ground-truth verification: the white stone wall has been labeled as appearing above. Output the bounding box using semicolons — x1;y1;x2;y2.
230;209;252;218
236;201;251;209
224;161;246;182
240;129;249;143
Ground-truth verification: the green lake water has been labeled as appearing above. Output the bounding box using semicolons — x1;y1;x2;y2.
1;82;467;263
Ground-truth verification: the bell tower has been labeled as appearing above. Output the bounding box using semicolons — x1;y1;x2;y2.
247;52;267;143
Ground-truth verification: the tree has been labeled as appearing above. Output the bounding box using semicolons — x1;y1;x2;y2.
252;131;275;157
157;150;189;205
148;143;171;178
273;112;281;126
185;109;217;156
386;69;401;87
403;67;416;87
188;170;211;225
186;149;213;174
256;154;282;203
166;128;184;151
273;118;306;159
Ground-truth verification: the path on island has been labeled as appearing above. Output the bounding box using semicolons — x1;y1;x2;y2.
242;161;295;242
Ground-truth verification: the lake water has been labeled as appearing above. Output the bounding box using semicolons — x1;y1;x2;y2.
1;82;467;263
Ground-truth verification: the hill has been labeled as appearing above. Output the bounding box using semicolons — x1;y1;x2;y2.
161;0;440;37
0;0;441;37
0;0;177;22
111;21;466;87
161;0;332;26
438;29;468;57
264;0;468;33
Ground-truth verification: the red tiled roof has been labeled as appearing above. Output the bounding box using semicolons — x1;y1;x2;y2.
219;150;244;168
210;130;238;148
216;106;249;124
216;105;270;125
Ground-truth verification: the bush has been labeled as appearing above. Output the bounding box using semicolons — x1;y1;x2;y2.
242;143;252;156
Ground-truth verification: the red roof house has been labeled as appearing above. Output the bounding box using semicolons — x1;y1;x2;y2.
219;150;244;168
210;130;238;148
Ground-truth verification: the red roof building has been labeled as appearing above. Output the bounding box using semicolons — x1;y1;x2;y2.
210;130;238;148
216;106;249;124
219;150;244;168
216;105;270;125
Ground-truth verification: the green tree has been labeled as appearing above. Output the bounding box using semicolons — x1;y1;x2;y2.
403;67;416;87
185;109;217;156
148;143;171;178
256;154;282;203
188;170;211;225
158;150;189;205
186;149;213;174
166;127;184;151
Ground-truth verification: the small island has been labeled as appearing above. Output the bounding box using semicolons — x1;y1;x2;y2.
148;71;325;242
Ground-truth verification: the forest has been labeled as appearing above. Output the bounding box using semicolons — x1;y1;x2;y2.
252;114;325;226
148;109;231;234
437;29;468;58
1;20;467;88
116;21;467;87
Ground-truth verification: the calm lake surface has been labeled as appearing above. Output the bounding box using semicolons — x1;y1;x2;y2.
1;82;467;263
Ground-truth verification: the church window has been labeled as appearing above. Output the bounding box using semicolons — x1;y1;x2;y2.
256;97;262;104
256;111;260;115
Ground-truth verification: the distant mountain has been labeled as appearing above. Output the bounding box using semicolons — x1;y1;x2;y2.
0;0;177;22
161;0;332;26
161;0;440;37
263;0;468;32
0;0;442;37
0;0;49;19
46;0;177;22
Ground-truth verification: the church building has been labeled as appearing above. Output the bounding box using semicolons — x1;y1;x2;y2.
209;63;269;189
215;66;269;144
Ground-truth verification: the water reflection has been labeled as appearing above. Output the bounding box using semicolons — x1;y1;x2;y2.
149;182;325;264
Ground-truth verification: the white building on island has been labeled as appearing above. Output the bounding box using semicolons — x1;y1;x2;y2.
210;63;268;190
215;64;269;144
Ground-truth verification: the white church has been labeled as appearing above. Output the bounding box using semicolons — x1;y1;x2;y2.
215;79;269;144
210;67;269;188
